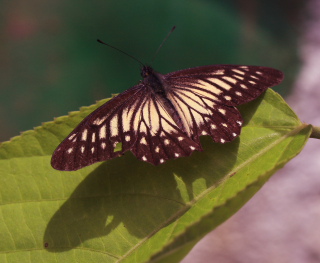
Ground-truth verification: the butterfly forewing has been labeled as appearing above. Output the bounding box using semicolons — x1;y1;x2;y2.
166;65;283;105
51;64;283;171
51;86;142;170
164;65;283;142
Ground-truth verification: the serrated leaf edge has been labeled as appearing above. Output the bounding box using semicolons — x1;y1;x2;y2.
119;123;311;263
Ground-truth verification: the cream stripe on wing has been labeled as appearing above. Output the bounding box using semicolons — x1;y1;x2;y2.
122;100;138;132
175;90;208;114
110;115;118;137
143;97;160;135
167;92;193;136
209;78;232;90
192;79;223;95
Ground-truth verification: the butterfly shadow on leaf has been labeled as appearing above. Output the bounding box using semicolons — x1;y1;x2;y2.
44;134;240;252
42;92;273;252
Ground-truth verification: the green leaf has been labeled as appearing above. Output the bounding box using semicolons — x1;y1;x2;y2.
0;89;311;263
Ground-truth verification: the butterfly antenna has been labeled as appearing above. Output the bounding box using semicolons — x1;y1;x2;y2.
151;26;176;64
97;39;145;67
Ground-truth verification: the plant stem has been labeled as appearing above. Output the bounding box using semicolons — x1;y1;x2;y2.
310;126;320;139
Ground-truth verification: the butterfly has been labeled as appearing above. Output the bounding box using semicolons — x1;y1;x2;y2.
51;64;284;171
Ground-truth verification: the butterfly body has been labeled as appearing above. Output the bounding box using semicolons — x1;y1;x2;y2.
141;66;164;91
51;64;283;171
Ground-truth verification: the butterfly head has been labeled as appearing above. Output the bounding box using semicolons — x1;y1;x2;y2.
141;65;155;78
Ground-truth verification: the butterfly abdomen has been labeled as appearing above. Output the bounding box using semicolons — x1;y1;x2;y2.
141;66;190;135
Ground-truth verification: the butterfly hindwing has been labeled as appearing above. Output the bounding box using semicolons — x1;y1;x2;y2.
166;84;243;143
129;93;202;165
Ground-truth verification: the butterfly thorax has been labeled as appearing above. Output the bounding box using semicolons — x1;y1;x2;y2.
141;66;165;95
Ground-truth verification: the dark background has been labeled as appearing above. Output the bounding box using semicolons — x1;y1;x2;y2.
1;0;300;142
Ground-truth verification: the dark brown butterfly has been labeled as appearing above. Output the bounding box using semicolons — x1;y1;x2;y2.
51;64;283;171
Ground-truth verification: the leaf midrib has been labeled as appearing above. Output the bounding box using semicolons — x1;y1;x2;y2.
0;193;187;207
116;123;309;262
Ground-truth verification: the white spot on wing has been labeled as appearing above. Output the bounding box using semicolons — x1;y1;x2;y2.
211;124;217;129
91;147;95;153
232;133;237;137
178;137;184;141
100;125;106;139
174;153;180;157
67;148;73;154
81;146;85;153
142;156;147;161
81;129;88;141
201;131;207;135
125;135;130;142
190;146;196;150
221;139;225;143
235;91;242;96
69;134;76;140
212;69;224;75
240;84;248;89
101;142;106;149
224;96;232;101
222;123;228;127
164;139;170;145
160;159;164;163
155;146;160;153
219;109;226;115
249;81;256;85
237;121;242;125
92;133;96;142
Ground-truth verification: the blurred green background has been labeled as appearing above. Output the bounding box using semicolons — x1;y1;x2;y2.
0;0;302;142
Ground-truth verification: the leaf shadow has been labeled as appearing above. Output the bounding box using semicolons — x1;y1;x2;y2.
238;92;266;126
